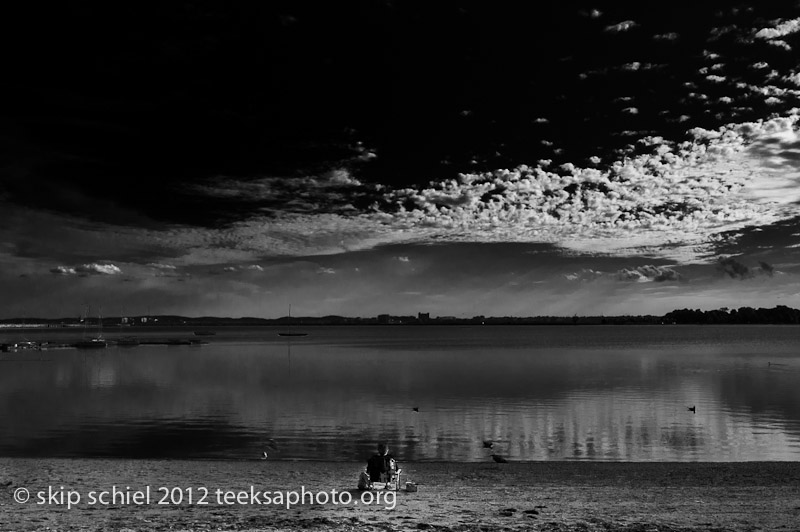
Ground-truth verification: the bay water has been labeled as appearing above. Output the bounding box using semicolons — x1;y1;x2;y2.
1;325;799;462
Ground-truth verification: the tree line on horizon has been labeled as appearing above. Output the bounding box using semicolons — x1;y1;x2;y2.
663;305;800;324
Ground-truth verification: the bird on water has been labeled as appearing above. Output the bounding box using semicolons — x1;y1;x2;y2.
687;405;696;413
491;454;508;463
483;440;494;449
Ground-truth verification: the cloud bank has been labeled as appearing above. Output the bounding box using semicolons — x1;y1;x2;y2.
373;112;800;260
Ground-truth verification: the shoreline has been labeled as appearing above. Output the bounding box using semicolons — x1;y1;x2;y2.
2;459;799;531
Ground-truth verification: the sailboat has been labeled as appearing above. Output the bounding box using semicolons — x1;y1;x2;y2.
75;305;108;349
278;305;308;337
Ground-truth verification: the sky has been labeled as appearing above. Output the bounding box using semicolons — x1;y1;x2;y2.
2;1;800;319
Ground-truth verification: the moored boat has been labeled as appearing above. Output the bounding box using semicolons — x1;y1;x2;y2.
75;337;108;349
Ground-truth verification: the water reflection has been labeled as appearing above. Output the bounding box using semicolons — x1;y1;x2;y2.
0;326;799;461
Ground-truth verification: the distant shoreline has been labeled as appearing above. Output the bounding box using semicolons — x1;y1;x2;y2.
2;304;800;327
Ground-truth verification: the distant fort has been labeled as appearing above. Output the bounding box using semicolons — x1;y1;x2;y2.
2;306;799;327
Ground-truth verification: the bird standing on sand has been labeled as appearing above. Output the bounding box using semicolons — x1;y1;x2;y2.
483;440;494;449
688;405;696;413
412;407;419;412
491;454;508;463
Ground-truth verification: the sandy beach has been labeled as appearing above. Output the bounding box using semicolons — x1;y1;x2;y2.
2;459;799;531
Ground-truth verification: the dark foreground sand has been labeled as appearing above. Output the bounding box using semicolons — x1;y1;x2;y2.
1;459;799;531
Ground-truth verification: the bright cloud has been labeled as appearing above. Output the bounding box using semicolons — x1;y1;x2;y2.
604;20;637;33
755;18;800;39
50;266;77;275
373;112;800;261
52;263;122;275
615;265;681;282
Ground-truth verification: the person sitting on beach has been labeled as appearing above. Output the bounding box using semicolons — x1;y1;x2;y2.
367;442;397;482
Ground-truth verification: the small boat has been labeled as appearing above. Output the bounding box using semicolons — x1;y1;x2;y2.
278;305;308;337
193;330;216;336
75;337;108;349
0;342;39;352
15;341;39;350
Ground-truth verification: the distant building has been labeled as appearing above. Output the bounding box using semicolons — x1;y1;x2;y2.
377;314;391;324
418;312;430;322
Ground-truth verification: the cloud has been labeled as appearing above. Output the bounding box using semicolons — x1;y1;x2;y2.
579;9;602;19
564;269;605;282
766;40;792;51
717;258;775;279
614;265;681;282
188;168;380;216
566;265;681;283
137;110;800;264
374;111;800;262
216;264;264;274
755;18;800;39
604;20;638;33
653;33;679;41
51;263;122;276
147;263;177;270
147;262;180;277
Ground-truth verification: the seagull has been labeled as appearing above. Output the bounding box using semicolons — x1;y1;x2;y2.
266;439;279;450
491;454;508;463
261;452;268;459
412;407;419;412
687;405;696;413
483;440;494;449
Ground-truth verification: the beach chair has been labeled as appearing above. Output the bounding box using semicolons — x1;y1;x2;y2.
357;465;402;491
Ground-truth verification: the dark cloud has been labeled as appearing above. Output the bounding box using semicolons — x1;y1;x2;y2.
711;216;800;258
717;257;775;279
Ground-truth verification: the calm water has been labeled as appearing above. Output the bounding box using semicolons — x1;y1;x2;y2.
1;325;799;462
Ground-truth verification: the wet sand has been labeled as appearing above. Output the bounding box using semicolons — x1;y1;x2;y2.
1;459;799;531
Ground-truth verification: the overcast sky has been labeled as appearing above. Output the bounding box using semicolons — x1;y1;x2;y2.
2;2;800;318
